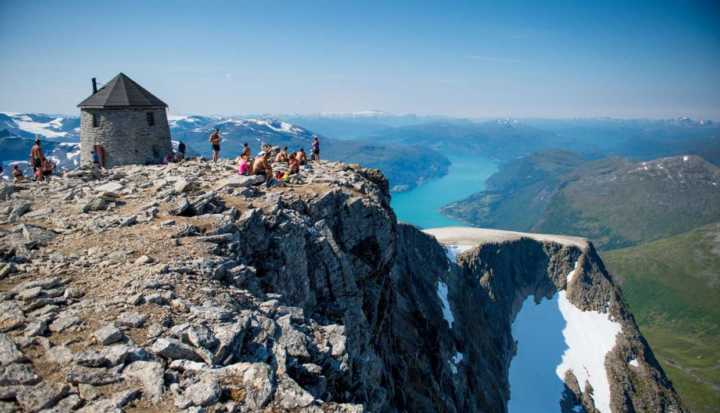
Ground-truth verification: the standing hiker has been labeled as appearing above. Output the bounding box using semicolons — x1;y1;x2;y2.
209;128;221;162
30;138;44;178
311;137;320;161
177;141;186;161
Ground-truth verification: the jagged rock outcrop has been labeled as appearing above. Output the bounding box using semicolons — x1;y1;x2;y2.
0;159;684;412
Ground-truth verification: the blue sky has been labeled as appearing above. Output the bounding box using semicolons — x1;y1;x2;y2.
1;0;719;118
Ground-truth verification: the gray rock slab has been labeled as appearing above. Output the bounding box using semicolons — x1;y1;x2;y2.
151;338;202;362
94;325;125;345
123;360;165;403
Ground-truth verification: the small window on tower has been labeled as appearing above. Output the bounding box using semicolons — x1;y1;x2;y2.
146;112;155;126
92;113;99;128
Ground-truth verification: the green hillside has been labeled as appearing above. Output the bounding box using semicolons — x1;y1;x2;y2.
603;223;720;413
443;152;720;250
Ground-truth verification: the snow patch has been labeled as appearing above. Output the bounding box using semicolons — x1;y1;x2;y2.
445;244;474;263
15;118;68;138
556;291;622;413
436;281;455;328
566;260;580;283
449;352;463;375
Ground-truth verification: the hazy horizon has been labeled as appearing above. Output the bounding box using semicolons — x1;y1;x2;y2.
2;109;720;123
1;0;719;119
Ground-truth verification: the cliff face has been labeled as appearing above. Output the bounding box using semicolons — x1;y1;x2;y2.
0;159;683;412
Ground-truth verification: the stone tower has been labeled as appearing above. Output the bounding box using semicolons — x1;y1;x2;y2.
77;73;173;168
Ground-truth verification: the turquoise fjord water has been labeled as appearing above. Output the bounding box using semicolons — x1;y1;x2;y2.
390;156;570;412
390;156;498;229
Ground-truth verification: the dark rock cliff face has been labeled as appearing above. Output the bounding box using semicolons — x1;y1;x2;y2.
225;167;684;412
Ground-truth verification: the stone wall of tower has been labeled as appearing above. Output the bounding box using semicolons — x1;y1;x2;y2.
79;107;172;168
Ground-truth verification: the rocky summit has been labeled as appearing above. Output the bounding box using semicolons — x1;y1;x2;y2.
0;159;684;412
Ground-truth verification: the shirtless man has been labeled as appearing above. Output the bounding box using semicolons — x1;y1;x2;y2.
30;138;44;177
209;128;221;162
275;147;289;163
252;152;273;180
296;148;308;165
288;154;300;175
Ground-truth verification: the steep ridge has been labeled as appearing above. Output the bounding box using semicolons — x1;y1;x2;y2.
426;228;683;412
0;160;682;411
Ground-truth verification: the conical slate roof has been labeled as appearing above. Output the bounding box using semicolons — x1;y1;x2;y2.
77;73;168;108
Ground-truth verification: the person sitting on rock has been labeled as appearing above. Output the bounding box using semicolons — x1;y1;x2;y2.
296;148;308;165
256;152;276;188
275;146;289;163
253;152;272;178
34;161;44;183
12;165;23;182
241;142;251;159
288;154;300;175
41;158;54;182
237;155;250;176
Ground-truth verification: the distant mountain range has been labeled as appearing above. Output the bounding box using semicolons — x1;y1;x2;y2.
3;112;718;189
0;112;80;140
0;112;449;191
442;151;720;250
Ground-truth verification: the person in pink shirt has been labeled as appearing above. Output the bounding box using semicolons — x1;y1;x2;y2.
237;155;250;175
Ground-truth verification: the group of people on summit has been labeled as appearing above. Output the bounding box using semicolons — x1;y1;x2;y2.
8;128;320;186
7;138;56;183
207;128;320;187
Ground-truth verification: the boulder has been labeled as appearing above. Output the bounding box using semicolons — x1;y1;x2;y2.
94;182;124;194
215;362;274;410
0;363;40;385
116;312;147;328
15;382;69;412
49;313;80;333
123;361;165;403
94;325;124;345
185;376;221;407
81;197;109;213
0;334;25;365
217;175;264;189
21;224;57;246
150;338;202;362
